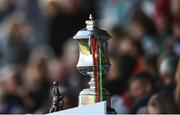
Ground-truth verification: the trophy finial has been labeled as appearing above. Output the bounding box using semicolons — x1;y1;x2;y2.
53;81;58;86
49;81;64;113
86;14;95;30
89;14;93;20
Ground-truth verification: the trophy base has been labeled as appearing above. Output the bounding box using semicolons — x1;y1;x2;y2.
78;76;111;106
78;88;116;114
78;73;116;113
78;88;111;106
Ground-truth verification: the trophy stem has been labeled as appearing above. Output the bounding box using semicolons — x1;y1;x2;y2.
88;76;96;89
78;72;96;106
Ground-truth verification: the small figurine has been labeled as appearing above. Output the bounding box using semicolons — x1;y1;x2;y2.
49;81;64;113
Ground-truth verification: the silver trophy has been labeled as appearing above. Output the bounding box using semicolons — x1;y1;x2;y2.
73;14;111;107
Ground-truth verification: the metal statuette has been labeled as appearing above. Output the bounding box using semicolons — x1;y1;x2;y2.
49;81;64;113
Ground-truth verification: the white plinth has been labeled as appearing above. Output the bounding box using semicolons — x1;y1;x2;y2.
48;101;106;114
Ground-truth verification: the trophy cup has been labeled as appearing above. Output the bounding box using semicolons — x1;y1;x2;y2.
73;14;112;110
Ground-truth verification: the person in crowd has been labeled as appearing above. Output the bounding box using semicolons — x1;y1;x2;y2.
117;38;144;74
158;55;178;94
129;71;156;113
111;71;156;114
105;53;136;96
153;0;172;55
22;58;50;112
129;9;157;56
146;55;179;114
0;15;31;67
0;65;27;113
108;25;126;57
148;93;180;114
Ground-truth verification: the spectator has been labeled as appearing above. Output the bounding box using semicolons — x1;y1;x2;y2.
129;71;156;113
148;93;179;113
129;9;157;55
0;14;31;66
158;55;178;94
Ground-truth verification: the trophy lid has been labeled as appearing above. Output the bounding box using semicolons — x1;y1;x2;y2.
73;14;111;40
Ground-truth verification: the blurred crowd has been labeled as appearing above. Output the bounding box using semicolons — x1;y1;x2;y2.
0;0;179;114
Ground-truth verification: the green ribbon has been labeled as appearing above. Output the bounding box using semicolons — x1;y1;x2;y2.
98;41;103;101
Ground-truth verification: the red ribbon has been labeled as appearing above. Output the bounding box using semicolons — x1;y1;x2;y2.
91;35;100;102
